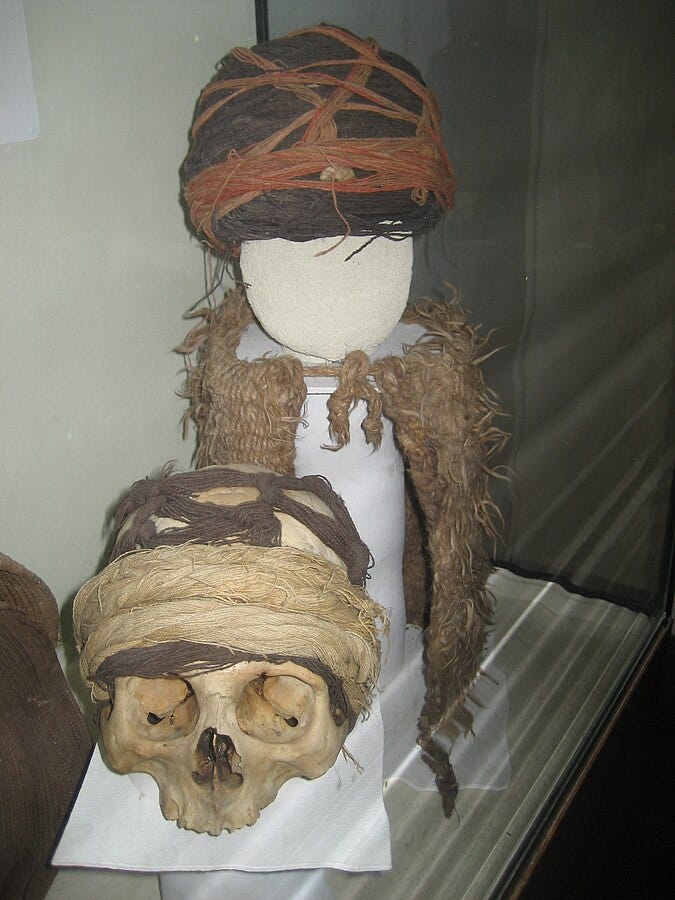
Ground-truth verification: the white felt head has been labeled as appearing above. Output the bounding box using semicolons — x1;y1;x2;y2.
239;235;413;363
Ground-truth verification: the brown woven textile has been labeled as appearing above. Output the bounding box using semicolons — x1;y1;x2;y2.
182;24;455;255
112;464;370;586
0;552;60;645
0;554;92;900
180;287;506;811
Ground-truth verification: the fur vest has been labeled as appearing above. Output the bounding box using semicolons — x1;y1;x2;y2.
179;286;505;811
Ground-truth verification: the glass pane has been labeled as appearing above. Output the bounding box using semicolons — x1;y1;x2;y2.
262;2;673;893
268;0;673;615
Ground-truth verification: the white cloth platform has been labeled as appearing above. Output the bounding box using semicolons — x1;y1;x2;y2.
50;568;654;900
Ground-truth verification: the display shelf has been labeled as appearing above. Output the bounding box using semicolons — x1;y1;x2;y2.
50;567;660;898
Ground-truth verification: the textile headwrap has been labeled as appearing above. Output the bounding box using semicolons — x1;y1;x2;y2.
182;24;455;254
73;467;385;728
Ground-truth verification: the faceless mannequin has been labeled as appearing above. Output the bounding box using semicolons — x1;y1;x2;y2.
238;237;422;685
240;236;413;363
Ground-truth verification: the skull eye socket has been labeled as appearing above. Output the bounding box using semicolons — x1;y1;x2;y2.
123;675;200;741
237;673;315;743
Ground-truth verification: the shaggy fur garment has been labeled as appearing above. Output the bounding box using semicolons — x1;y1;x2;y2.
180;287;506;812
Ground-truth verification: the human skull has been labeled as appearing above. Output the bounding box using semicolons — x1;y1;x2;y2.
76;464;380;835
100;659;348;835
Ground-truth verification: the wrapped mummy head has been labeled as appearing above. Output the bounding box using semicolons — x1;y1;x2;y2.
73;464;384;835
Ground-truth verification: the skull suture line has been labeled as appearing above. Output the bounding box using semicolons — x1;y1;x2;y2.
74;466;384;835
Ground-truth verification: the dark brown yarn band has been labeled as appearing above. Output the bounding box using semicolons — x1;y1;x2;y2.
94;641;354;728
112;465;370;587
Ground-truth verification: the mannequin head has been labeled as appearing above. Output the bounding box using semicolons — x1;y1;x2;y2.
240;235;413;362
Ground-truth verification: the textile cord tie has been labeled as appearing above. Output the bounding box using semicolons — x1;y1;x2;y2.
309;351;384;450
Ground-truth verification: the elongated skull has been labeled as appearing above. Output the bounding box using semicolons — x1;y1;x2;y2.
74;465;384;835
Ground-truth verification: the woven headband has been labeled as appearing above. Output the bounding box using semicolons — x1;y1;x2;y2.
74;544;385;721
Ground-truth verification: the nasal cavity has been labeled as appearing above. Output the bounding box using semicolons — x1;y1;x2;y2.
191;727;243;788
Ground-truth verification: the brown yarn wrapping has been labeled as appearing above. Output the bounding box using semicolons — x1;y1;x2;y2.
182;24;455;254
95;642;353;728
0;553;92;900
112;464;370;587
180;287;506;810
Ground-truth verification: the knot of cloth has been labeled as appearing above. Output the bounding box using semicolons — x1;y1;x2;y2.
182;24;455;253
307;350;384;450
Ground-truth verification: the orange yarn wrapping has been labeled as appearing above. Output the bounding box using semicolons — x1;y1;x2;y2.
183;25;456;253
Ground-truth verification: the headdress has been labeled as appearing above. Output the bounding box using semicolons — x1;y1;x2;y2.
182;25;455;255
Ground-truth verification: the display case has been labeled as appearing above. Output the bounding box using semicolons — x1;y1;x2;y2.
1;2;669;898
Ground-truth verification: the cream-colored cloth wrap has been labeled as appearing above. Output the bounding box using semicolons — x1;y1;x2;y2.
74;543;383;720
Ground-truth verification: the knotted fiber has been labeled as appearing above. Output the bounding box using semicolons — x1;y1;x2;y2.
74;544;385;723
182;24;455;254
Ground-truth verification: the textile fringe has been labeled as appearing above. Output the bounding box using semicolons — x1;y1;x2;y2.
178;288;306;475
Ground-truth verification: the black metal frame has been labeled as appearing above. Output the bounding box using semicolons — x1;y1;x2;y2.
255;0;269;43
